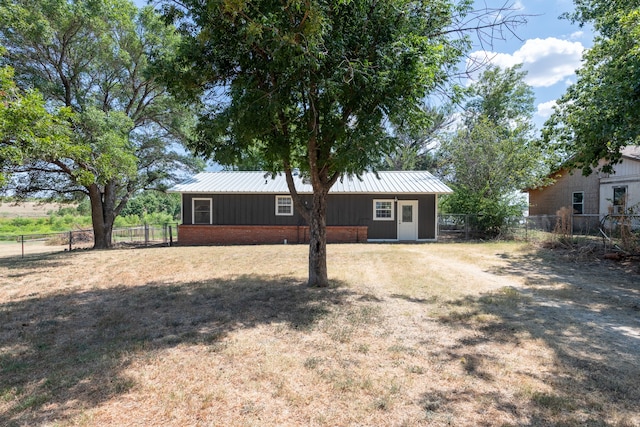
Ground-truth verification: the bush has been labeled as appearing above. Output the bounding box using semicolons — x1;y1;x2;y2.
440;188;525;237
120;192;180;220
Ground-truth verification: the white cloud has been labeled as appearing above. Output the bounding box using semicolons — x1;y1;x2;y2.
536;100;557;118
469;37;585;88
570;31;584;40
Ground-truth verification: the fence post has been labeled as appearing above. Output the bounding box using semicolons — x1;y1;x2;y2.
21;235;24;258
570;214;574;238
465;215;469;240
144;224;149;246
169;225;173;247
69;231;73;251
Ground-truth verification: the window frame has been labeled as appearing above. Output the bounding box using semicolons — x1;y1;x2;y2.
613;186;627;214
275;195;294;216
192;197;212;225
572;191;584;215
373;199;395;221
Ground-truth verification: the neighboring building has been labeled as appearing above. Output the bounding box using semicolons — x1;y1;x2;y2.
528;146;640;227
169;170;452;245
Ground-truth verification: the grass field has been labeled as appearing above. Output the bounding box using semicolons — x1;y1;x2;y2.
1;242;639;426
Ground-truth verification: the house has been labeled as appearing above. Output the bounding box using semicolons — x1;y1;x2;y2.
528;146;640;228
169;170;452;245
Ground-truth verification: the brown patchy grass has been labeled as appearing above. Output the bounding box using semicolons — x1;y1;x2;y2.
0;242;639;426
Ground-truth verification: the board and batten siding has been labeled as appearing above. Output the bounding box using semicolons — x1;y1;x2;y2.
599;157;640;215
181;193;437;240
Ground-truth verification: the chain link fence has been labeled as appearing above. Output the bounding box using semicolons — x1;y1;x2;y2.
0;223;178;259
438;213;640;253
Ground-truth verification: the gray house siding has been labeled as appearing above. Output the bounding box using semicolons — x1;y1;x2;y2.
181;193;437;240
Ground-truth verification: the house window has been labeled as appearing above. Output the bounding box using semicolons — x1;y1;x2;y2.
275;195;293;216
572;192;584;214
613;186;627;214
192;198;212;224
373;199;394;221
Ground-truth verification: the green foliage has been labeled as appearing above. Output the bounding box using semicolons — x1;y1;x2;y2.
0;207;175;237
119;191;181;220
438;65;543;236
439;188;525;235
113;212;172;227
0;0;203;247
0;58;71;187
465;64;535;126
161;0;470;177
544;2;640;174
0;214;91;236
379;105;452;171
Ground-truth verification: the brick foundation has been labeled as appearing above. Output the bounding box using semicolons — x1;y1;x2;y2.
178;225;368;245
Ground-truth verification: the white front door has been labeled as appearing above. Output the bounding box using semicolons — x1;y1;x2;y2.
397;200;418;240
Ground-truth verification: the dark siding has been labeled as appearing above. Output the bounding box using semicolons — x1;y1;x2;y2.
325;195;396;240
417;194;436;239
183;194;308;226
182;193;437;240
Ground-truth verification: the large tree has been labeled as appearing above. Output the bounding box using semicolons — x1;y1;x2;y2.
543;1;640;174
160;0;468;286
159;0;523;286
0;0;202;248
439;65;542;234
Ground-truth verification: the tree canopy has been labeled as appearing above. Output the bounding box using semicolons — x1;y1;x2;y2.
439;65;542;234
543;1;640;174
0;57;71;187
379;106;452;172
0;0;202;248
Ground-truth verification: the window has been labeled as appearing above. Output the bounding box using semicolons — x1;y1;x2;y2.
192;198;212;224
275;195;293;216
572;192;584;214
613;187;627;214
373;199;394;221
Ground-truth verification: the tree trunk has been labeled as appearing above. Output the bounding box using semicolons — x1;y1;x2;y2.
88;182;116;249
307;190;329;287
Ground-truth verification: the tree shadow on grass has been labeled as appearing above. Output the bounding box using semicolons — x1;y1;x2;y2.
0;274;352;426
428;247;640;425
0;251;73;277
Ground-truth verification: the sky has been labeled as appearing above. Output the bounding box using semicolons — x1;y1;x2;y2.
467;0;592;129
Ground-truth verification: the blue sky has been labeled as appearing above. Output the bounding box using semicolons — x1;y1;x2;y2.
468;0;592;128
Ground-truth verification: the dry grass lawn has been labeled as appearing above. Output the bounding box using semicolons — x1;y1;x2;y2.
0;242;639;426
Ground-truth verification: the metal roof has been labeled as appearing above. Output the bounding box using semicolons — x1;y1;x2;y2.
621;146;640;161
169;171;452;194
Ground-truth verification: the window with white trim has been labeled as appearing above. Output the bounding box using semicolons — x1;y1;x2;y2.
572;191;584;214
373;199;394;220
275;195;293;216
192;198;212;224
